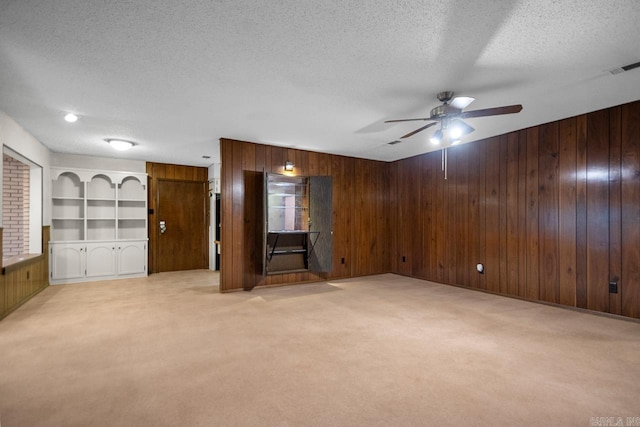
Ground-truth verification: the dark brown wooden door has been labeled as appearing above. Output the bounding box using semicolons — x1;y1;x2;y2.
157;179;208;272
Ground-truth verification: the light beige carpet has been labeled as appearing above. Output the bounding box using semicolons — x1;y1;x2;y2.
1;271;639;426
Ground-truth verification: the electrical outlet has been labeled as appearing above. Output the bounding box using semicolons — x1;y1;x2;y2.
402;256;406;263
609;281;618;294
341;257;345;265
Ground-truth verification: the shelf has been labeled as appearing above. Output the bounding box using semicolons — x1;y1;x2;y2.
53;197;84;219
268;181;303;186
52;196;84;201
87;175;115;201
52;168;148;244
266;268;308;275
263;173;333;275
264;174;311;274
118;220;147;239
52;171;84;198
87;217;116;241
87;199;116;219
51;219;85;241
51;168;148;257
119;176;146;200
118;199;145;220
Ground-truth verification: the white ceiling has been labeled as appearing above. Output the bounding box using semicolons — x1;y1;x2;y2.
1;0;640;167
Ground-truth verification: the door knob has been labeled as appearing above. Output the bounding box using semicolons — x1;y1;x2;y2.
160;220;167;234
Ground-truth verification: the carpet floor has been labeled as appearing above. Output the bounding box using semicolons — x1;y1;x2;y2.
1;271;639;426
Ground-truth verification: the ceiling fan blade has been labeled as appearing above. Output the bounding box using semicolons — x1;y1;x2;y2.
450;96;475;110
385;117;431;123
401;122;438;139
460;104;523;119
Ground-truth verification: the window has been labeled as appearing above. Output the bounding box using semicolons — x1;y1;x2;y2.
2;146;42;260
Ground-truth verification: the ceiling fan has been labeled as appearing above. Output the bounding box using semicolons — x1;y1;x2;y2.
385;91;523;145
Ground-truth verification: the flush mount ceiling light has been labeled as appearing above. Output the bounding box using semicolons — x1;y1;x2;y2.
105;139;134;151
284;161;294;171
64;113;78;123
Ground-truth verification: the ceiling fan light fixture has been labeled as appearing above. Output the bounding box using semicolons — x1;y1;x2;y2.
430;130;443;145
449;126;463;140
106;139;135;151
448;119;475;140
384;91;522;151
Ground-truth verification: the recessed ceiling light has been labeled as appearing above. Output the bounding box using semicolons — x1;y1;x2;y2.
64;113;78;123
105;139;134;151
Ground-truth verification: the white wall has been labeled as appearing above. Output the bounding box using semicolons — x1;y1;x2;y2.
51;153;146;173
0;111;52;226
208;163;221;182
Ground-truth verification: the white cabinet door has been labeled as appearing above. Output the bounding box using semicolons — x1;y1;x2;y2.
85;243;117;278
118;241;147;275
51;243;85;281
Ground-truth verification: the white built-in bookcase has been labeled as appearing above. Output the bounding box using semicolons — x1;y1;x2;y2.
50;168;148;284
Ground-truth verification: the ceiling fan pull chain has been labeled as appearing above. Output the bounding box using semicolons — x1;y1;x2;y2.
444;148;448;180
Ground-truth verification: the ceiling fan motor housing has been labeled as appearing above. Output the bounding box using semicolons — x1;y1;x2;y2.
430;104;462;120
436;91;455;103
385;90;522;142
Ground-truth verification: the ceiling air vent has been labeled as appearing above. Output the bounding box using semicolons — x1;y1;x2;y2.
610;61;640;75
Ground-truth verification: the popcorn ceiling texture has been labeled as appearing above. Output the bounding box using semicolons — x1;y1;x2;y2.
0;1;639;166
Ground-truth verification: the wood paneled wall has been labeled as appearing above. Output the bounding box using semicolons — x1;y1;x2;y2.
220;138;391;292
391;100;640;319
1;226;50;320
146;163;209;273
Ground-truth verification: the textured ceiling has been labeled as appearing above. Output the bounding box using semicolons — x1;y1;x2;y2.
1;0;640;167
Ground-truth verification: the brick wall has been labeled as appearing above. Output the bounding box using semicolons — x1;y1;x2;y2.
3;154;30;257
